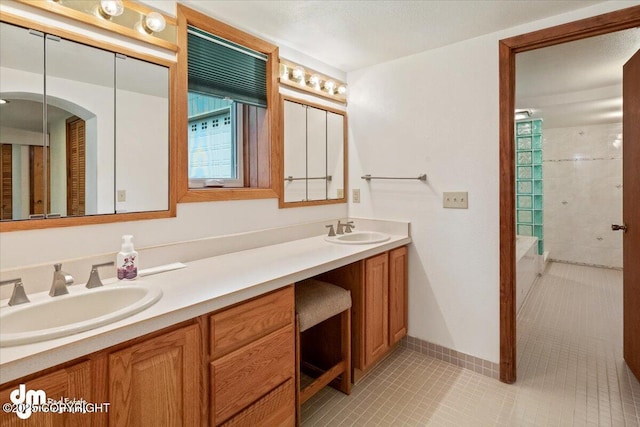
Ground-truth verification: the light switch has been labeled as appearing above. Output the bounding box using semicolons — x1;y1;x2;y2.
443;192;468;209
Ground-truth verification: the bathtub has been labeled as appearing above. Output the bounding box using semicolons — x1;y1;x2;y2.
516;235;542;313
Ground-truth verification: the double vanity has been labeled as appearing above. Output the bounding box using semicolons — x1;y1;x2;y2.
0;221;410;426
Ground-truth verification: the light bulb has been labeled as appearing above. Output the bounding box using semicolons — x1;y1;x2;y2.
99;0;124;18
337;85;347;95
280;64;290;80
309;74;321;90
324;80;336;94
292;66;305;80
142;12;166;34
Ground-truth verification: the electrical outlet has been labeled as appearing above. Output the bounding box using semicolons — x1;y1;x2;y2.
353;189;361;203
443;191;468;209
117;190;126;202
337;188;344;198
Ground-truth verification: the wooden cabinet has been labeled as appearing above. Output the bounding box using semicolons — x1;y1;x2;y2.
316;245;409;381
209;286;295;427
108;324;201;427
364;253;390;367
0;361;94;427
0;287;295;427
389;246;408;346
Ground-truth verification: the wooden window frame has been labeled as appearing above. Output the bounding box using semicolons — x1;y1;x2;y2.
498;5;640;384
176;5;280;203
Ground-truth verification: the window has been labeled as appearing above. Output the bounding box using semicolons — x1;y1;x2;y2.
187;93;242;187
177;5;279;201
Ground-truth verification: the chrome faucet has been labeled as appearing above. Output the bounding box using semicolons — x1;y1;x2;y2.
86;262;115;289
344;221;355;233
49;263;74;297
336;220;346;235
0;278;30;306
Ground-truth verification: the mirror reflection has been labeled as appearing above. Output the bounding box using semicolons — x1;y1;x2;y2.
282;97;346;204
0;21;170;222
115;55;169;213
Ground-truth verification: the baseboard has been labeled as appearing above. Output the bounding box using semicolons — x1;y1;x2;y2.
401;336;499;380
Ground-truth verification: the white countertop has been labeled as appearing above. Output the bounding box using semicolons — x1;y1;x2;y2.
0;232;410;384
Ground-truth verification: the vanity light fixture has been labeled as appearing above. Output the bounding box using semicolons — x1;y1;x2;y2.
14;0;177;51
279;58;347;104
98;0;124;19
142;12;166;34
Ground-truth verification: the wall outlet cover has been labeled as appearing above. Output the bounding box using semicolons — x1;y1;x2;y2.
337;188;344;198
353;189;361;203
443;192;468;209
117;190;126;202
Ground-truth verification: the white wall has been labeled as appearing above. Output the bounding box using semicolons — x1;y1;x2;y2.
0;2;347;272
544;123;623;268
347;1;638;363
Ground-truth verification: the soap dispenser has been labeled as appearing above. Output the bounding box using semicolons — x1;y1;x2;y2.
117;235;138;280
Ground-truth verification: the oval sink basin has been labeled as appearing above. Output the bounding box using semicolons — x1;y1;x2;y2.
1;284;162;347
325;231;391;245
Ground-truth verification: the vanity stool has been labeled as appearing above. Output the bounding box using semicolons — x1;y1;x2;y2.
295;279;352;417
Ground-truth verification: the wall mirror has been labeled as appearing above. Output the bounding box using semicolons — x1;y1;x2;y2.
0;18;173;230
280;96;347;207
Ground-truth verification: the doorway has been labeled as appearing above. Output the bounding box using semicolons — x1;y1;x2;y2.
498;6;640;384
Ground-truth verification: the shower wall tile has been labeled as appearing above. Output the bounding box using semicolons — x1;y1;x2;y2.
544;123;622;268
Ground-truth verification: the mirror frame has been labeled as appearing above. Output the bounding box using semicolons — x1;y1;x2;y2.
278;94;348;208
0;11;177;232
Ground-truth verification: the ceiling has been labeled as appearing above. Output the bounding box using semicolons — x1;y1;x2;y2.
516;28;640;129
181;0;605;72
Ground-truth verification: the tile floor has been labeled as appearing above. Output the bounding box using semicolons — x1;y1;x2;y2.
301;262;640;426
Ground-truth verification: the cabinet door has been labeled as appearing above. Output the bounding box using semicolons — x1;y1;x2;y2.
389;246;408;345
364;253;389;368
109;324;201;427
0;361;93;427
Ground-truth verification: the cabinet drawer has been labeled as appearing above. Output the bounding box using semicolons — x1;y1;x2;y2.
210;286;294;358
210;324;295;425
220;378;295;427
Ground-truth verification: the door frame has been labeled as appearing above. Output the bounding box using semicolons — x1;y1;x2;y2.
499;5;640;384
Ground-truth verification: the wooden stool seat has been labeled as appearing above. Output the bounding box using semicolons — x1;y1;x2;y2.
295;279;352;423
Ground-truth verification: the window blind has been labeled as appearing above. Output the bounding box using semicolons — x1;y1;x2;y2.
187;26;267;107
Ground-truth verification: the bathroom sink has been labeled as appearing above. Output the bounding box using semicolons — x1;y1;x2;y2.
325;231;391;245
0;284;162;347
